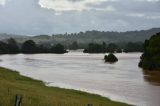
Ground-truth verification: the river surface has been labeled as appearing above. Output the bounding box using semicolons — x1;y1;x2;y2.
0;52;160;106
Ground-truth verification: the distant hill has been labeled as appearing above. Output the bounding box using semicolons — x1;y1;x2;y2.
0;33;27;40
1;28;160;44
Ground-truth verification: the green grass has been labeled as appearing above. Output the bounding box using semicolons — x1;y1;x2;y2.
0;67;130;106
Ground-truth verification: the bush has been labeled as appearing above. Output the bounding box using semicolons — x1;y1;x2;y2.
104;53;118;63
51;44;68;54
83;42;107;53
139;32;160;70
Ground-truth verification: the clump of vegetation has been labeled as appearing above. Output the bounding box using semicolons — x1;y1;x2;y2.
0;67;129;106
21;40;37;53
83;42;124;53
69;41;79;50
0;38;67;54
124;42;144;53
104;53;118;63
51;44;68;54
0;38;19;54
139;32;160;70
83;41;144;54
83;42;107;53
0;37;144;54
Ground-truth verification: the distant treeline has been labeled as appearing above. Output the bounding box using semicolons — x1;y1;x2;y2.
0;38;144;54
0;38;67;54
83;42;144;53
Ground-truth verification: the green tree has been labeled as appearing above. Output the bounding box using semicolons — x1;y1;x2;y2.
124;42;143;52
21;40;37;53
7;38;19;54
51;44;67;54
0;41;9;54
83;42;107;53
37;45;50;53
102;42;107;53
69;41;79;50
139;32;160;70
106;43;118;53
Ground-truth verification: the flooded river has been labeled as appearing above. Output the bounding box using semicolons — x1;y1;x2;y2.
0;52;160;106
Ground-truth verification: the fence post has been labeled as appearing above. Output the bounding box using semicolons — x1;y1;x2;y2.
15;94;22;106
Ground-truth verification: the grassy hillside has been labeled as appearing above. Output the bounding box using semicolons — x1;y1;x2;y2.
0;67;130;106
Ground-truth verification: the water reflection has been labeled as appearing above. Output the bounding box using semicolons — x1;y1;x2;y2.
143;70;160;86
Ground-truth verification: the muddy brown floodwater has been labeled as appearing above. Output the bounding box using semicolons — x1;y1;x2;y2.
0;52;160;106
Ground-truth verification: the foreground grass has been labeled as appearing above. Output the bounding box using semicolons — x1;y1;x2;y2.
0;67;130;106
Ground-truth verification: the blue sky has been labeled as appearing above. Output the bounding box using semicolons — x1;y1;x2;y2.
0;0;160;35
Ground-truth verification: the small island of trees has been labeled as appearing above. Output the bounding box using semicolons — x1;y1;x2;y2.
104;53;118;63
139;32;160;70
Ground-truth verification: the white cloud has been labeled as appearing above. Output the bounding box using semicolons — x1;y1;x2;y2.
0;0;6;6
94;6;115;11
0;0;160;35
39;0;117;12
146;16;160;19
127;13;145;17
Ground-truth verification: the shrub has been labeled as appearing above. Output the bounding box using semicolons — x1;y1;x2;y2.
104;53;118;63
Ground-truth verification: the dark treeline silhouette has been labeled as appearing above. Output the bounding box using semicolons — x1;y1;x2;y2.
83;42;144;53
0;38;19;54
83;42;107;53
124;42;144;52
0;38;144;54
139;32;160;70
0;38;67;54
68;41;79;50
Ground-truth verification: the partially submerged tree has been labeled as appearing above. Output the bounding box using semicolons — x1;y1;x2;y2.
104;53;118;63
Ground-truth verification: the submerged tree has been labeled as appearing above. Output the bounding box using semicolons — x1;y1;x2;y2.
104;53;118;63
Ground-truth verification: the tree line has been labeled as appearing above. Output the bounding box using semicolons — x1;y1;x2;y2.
0;38;144;54
0;38;67;54
83;42;144;53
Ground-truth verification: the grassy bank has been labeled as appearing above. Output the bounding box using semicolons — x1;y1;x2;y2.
0;67;130;106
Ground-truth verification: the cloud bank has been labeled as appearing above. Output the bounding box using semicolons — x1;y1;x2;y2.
39;0;117;12
0;0;159;35
0;0;6;6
